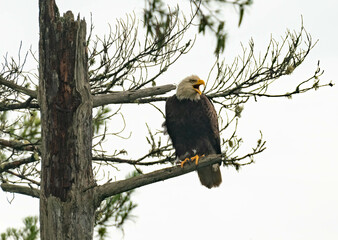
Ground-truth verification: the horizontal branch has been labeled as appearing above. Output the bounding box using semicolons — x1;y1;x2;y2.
0;75;37;98
133;96;168;103
95;154;222;203
0;84;175;111
93;84;176;107
0;138;39;152
0;98;39;111
93;156;171;166
1;183;40;198
0;154;38;173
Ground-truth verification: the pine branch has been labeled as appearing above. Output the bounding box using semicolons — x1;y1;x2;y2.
1;183;40;198
0;75;37;98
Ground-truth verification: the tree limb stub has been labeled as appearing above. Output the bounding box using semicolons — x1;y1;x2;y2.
1;183;40;198
95;154;222;203
93;84;176;107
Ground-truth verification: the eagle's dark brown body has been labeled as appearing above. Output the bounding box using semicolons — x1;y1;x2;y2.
165;94;222;188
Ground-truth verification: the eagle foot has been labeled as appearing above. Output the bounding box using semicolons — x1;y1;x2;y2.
180;154;205;168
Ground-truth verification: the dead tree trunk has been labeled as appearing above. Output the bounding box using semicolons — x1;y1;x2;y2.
38;0;96;239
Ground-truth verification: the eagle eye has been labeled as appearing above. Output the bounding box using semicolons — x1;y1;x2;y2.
189;79;197;83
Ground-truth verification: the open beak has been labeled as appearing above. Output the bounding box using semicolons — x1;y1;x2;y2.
193;79;205;95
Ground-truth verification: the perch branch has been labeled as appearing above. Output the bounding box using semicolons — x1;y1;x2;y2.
95;154;221;203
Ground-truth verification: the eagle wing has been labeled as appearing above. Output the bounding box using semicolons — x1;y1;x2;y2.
200;94;221;154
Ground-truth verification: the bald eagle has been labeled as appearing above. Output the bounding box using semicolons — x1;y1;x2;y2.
165;75;222;188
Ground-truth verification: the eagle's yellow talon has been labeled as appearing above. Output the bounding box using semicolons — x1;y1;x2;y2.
180;157;190;168
191;155;199;165
180;154;205;167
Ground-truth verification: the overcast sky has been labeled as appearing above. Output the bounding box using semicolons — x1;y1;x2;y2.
1;0;337;239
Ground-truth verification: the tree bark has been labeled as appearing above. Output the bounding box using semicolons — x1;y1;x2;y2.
38;0;96;239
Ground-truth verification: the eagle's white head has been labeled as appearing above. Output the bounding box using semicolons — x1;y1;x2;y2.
176;75;205;101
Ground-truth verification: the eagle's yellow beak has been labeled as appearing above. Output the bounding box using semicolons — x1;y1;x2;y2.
193;79;205;95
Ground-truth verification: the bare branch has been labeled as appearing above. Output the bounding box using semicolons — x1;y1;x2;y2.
1;182;40;198
5;170;40;186
0;154;39;173
93;84;175;107
93;156;172;166
95;154;222;202
0;84;175;111
0;75;37;98
0;138;39;152
88;7;194;94
0;98;39;111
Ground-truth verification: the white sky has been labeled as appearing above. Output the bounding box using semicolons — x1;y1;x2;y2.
1;0;338;239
